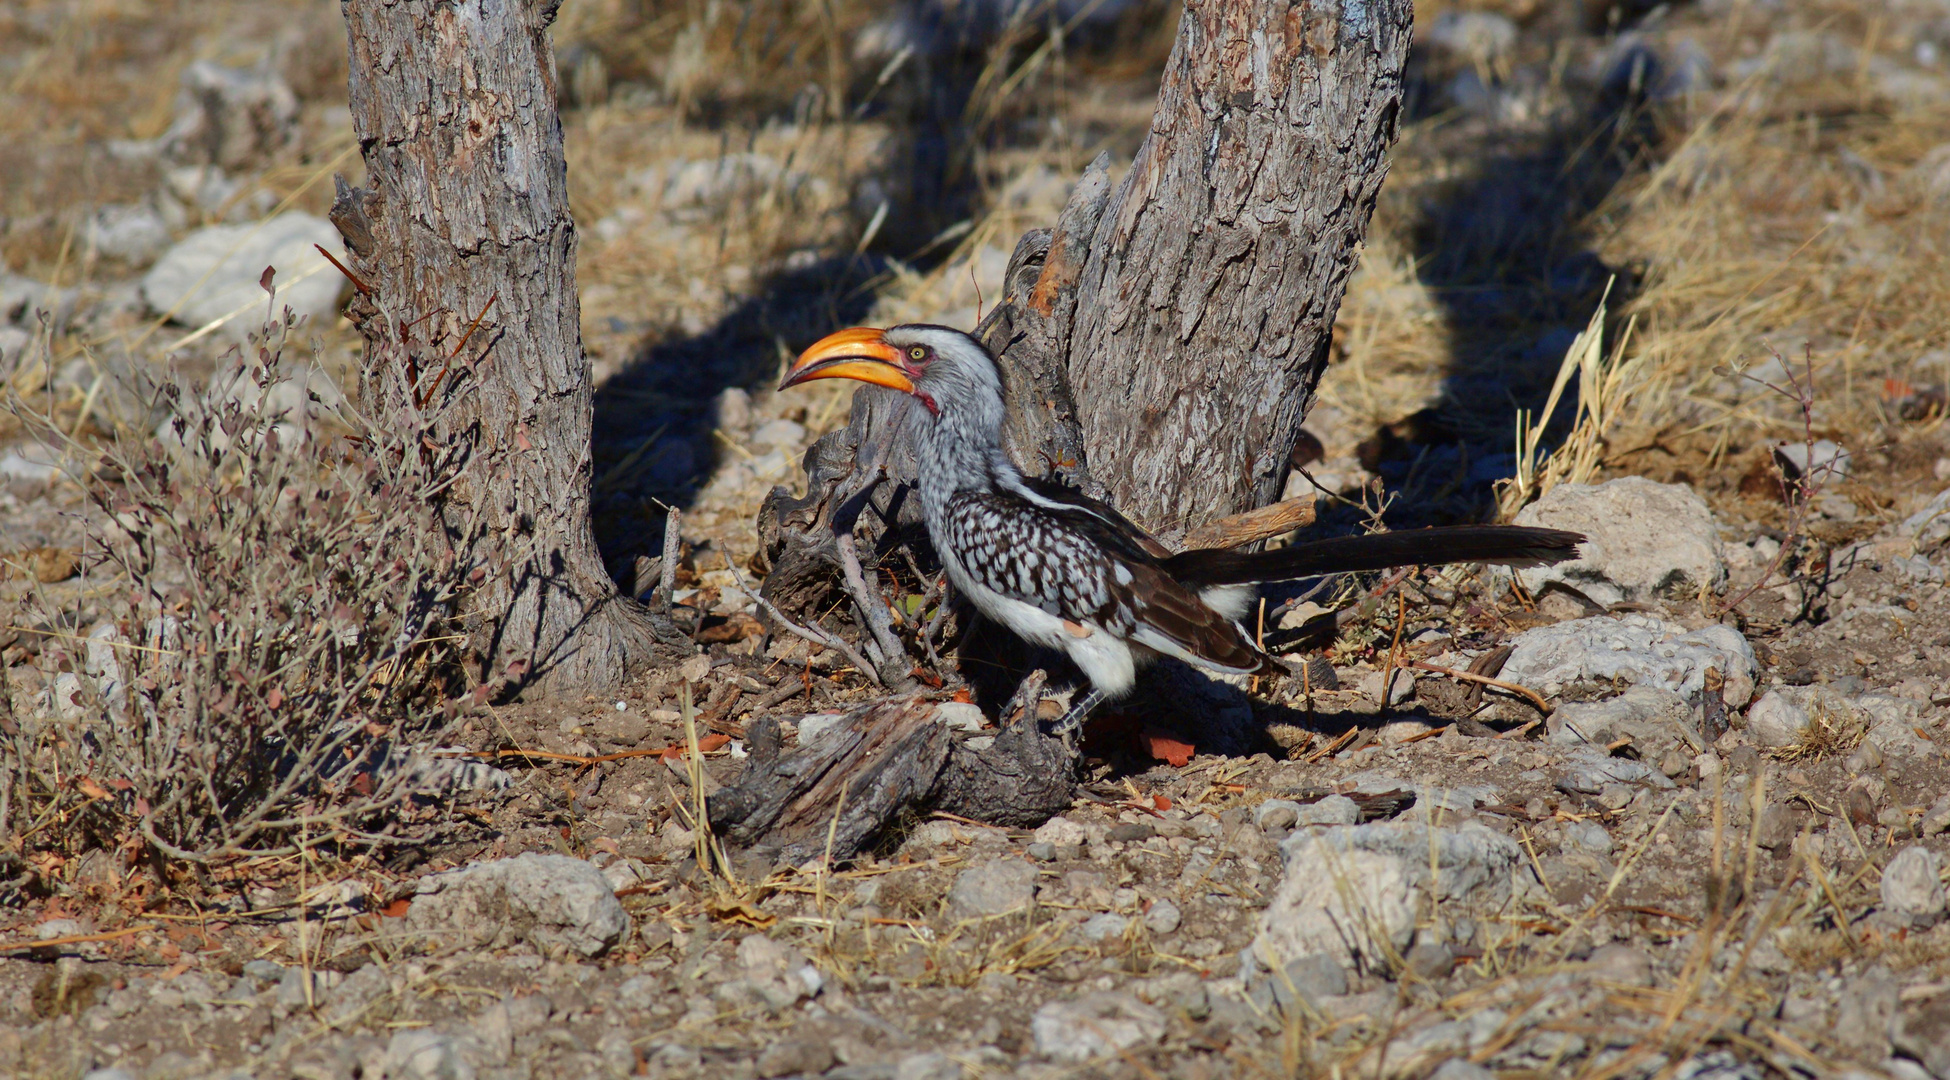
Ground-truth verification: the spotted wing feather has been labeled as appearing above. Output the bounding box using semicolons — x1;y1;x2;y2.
943;491;1268;675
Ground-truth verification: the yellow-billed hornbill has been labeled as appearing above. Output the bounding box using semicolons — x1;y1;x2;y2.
781;324;1585;732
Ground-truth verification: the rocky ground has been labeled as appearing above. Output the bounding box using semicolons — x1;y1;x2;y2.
6;0;1950;1078
6;471;1950;1079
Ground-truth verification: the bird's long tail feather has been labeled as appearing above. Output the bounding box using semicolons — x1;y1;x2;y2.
1163;525;1585;587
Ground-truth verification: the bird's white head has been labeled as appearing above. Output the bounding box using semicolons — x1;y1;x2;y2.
778;324;1002;421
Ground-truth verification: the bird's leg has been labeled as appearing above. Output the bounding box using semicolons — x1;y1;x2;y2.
1047;686;1108;737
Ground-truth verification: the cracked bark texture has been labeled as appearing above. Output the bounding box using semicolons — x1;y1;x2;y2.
1065;0;1413;534
335;0;668;696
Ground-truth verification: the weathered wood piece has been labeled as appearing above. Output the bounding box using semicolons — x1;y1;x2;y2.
1181;494;1318;552
708;681;1074;863
334;0;681;695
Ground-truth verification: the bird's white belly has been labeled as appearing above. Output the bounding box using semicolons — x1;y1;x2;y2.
940;552;1138;697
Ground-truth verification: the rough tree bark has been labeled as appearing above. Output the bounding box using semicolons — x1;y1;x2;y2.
1065;0;1411;533
728;0;1411;857
332;0;680;696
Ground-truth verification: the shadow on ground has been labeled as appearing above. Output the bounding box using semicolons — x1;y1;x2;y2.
1337;20;1687;532
585;5;1174;582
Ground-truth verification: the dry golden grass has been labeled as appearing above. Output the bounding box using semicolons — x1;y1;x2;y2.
1323;0;1950;524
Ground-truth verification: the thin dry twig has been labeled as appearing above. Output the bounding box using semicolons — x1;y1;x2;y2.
724;550;882;687
0;925;148;952
1408;660;1555;716
1717;346;1832;617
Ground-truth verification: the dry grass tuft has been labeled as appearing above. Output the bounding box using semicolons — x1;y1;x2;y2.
1778;697;1870;762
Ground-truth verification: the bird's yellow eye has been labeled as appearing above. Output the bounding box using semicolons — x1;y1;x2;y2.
909;346;927;362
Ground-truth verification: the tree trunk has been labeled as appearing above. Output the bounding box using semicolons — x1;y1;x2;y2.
333;0;679;696
1065;0;1412;534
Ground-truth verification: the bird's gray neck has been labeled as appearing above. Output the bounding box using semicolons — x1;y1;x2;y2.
914;384;1015;528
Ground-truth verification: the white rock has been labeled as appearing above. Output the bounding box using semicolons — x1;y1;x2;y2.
1893;554;1943;583
946;858;1037;919
386;1030;473;1080
1902;487;1950;548
710;385;753;430
1744;690;1811;748
0;325;30;366
35;918;92;941
162;60;299;170
406;853;629;959
1296;795;1361;827
1555;746;1675;794
0;271;69;327
1255;821;1520;973
1857;695;1937;759
1081;912;1129;942
1361;1012;1507;1079
895;1051;963;1080
1881;846;1946;921
1031;993;1166;1063
1254;800;1302;831
395;747;512;796
87;204;172;267
1563;821;1614;857
1746;688;1933;759
164;163;243;216
748;418;807;449
1426;10;1518;65
1355;668;1415;706
796;713;847;745
1500;613;1756;707
41;672;88;721
1429;1061;1497;1080
0;444;64;484
1341;770;1502;814
1143;898;1181;935
1549;685;1696;753
85;622;128;717
1504;477;1727;606
1774;439;1851;484
141;213;348;340
1032;815;1088;848
677;653;712;682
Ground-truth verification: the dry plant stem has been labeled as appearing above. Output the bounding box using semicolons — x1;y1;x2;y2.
6;313;472;864
1381;592;1407;714
659;505;681;607
901;548;950;671
834;529;914;689
1717;347;1828;617
727;553;882;687
1408;661;1555;716
1333;567;1416;630
0;925;147;952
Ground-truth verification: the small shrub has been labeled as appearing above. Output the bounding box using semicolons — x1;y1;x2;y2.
2;311;480;878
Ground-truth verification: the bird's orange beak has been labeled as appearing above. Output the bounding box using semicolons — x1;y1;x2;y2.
779;327;916;395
